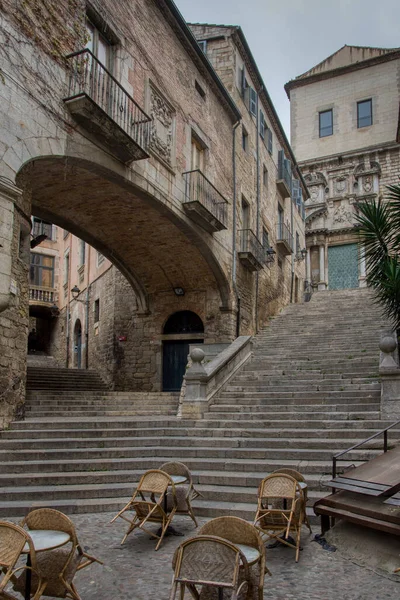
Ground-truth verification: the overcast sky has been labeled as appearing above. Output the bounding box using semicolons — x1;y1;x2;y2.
174;0;400;138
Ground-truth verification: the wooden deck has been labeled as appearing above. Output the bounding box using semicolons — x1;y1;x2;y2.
315;445;400;535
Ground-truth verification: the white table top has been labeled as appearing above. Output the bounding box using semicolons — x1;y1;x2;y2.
169;475;187;485
23;530;71;553
299;481;307;489
236;543;260;565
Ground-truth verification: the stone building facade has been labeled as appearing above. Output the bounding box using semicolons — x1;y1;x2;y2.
285;45;400;291
0;0;306;425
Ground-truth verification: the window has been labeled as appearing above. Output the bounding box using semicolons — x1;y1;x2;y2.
195;80;206;100
63;229;70;239
296;231;300;255
32;218;53;241
263;165;268;188
79;239;86;267
260;111;266;140
198;40;207;54
357;99;372;128
97;251;105;267
262;228;269;249
86;18;111;68
278;204;284;238
94;299;100;323
242;126;248;152
64;252;70;285
249;87;257;116
191;135;205;171
241;197;250;230
319;109;333;137
30;254;55;288
266;128;273;154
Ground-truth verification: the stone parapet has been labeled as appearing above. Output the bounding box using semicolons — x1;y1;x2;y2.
379;331;400;419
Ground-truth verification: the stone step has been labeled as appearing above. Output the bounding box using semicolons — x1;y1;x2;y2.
0;426;388;441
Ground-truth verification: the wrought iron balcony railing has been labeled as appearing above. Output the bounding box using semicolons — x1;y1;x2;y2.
183;169;228;232
64;49;151;163
29;285;57;304
238;229;265;271
276;222;293;255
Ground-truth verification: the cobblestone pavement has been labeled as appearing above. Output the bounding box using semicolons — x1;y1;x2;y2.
8;512;400;599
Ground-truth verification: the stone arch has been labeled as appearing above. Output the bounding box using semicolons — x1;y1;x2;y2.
163;311;204;335
16;155;233;314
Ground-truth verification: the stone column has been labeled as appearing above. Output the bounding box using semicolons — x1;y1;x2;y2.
306;249;311;284
318;245;326;291
359;245;367;288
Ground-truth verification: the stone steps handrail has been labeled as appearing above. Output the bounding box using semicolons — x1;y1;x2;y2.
180;336;252;418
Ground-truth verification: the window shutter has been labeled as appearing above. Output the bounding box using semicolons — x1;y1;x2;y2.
278;149;284;178
260;110;265;139
267;128;273;154
249;87;257;116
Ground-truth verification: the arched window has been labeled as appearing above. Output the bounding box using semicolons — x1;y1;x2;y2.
163;311;204;335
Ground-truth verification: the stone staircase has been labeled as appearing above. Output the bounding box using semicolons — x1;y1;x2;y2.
0;288;397;520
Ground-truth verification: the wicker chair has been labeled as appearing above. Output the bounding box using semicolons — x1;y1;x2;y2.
170;535;250;600
13;508;102;600
198;516;271;600
272;468;312;532
110;469;177;550
160;462;198;527
0;521;46;600
254;473;305;562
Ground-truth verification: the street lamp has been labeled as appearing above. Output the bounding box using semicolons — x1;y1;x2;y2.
295;248;307;262
265;246;276;264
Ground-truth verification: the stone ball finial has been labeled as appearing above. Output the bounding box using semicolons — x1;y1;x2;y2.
380;336;397;354
190;348;205;363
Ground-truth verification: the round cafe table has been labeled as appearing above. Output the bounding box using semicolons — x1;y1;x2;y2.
22;529;71;600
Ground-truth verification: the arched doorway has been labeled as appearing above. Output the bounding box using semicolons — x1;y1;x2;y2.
162;311;204;392
73;319;82;369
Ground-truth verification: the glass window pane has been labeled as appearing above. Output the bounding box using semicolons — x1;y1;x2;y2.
98;35;109;66
85;21;94;52
358;100;372;128
319;110;333;137
41;255;54;269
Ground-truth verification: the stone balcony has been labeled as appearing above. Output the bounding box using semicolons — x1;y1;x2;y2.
238;229;264;271
63;49;151;164
182;169;228;233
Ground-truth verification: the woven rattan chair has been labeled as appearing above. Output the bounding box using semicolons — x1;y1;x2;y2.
110;469;177;550
13;508;102;600
254;474;305;562
272;468;312;532
198;516;271;600
170;535;250;600
160;462;198;527
0;521;45;600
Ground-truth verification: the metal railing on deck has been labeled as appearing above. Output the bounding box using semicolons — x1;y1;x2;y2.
65;49;151;151
183;169;228;228
239;229;265;265
277;222;293;249
332;420;400;487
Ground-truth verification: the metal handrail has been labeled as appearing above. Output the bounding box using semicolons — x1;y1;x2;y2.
239;228;265;266
183;169;228;227
64;49;151;148
332;419;400;480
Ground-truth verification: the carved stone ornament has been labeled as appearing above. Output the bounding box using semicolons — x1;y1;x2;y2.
333;203;353;225
148;83;175;166
335;177;347;195
310;186;319;202
363;175;373;193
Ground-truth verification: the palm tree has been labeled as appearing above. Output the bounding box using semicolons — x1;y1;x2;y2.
355;184;400;330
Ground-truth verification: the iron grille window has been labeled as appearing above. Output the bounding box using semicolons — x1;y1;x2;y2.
30;253;54;287
357;99;372;128
319;109;333;137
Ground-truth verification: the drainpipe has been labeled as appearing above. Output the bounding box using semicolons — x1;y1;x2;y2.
65;241;72;368
232;119;241;338
85;243;91;369
255;89;261;332
0;179;22;313
290;178;295;303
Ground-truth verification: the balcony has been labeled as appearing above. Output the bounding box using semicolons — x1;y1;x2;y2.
238;229;264;271
182;170;228;233
29;286;57;305
64;49;151;164
276;222;293;256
